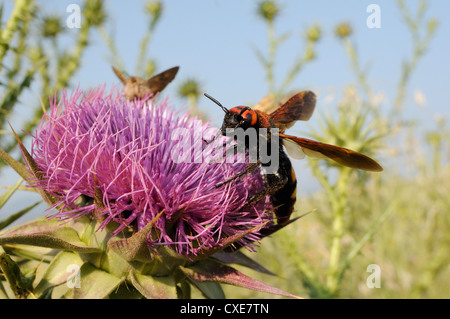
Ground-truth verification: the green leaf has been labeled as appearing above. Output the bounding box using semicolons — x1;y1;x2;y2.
212;251;275;276
0;4;4;32
0;279;9;299
190;281;225;299
258;214;307;238
275;31;292;46
0;148;33;182
0;252;34;299
337;202;395;283
33;251;84;298
0;178;23;208
0;69;34;124
107;211;163;262
65;263;123;299
0;217;101;252
7;124;58;206
0;201;41;231
3;244;54;263
0;216;62;236
128;270;177;299
108;282;143;299
179;259;300;299
176;278;191;299
251;44;268;67
106;251;134;279
187;221;269;261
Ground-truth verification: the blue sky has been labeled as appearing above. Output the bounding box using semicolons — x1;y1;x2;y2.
1;0;449;221
11;1;442;113
5;0;449;125
83;0;448;118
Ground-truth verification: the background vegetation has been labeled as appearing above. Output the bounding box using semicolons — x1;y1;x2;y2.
0;0;448;298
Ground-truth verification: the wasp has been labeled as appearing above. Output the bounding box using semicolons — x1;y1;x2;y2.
204;91;382;226
112;66;179;100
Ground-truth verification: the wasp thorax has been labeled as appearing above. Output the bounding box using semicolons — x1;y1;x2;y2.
225;106;258;128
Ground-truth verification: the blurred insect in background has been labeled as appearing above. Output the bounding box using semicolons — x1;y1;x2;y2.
112;66;179;100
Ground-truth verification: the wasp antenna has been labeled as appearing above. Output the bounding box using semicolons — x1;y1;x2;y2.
204;93;230;114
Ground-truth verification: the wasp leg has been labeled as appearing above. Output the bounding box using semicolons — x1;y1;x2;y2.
244;174;288;207
215;160;262;188
203;129;222;145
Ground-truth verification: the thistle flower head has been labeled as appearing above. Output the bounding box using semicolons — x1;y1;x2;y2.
29;87;274;256
335;22;353;39
257;0;280;23
306;24;322;43
40;15;64;38
146;1;163;25
83;0;106;27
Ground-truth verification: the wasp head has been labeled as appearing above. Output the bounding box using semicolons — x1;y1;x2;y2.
221;106;258;134
204;93;259;142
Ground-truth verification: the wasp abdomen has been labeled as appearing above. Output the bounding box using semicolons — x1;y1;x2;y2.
270;150;297;225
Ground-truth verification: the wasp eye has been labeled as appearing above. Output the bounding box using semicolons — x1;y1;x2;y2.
233;113;243;122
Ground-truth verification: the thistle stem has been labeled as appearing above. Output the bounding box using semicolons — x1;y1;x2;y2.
325;167;350;295
266;19;276;95
0;0;33;66
341;37;375;104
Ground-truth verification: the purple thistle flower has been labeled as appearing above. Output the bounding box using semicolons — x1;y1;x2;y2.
29;86;274;256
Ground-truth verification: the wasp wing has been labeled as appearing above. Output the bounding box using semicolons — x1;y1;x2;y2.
280;133;383;172
146;66;179;95
282;138;306;160
266;91;316;132
253;93;277;114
